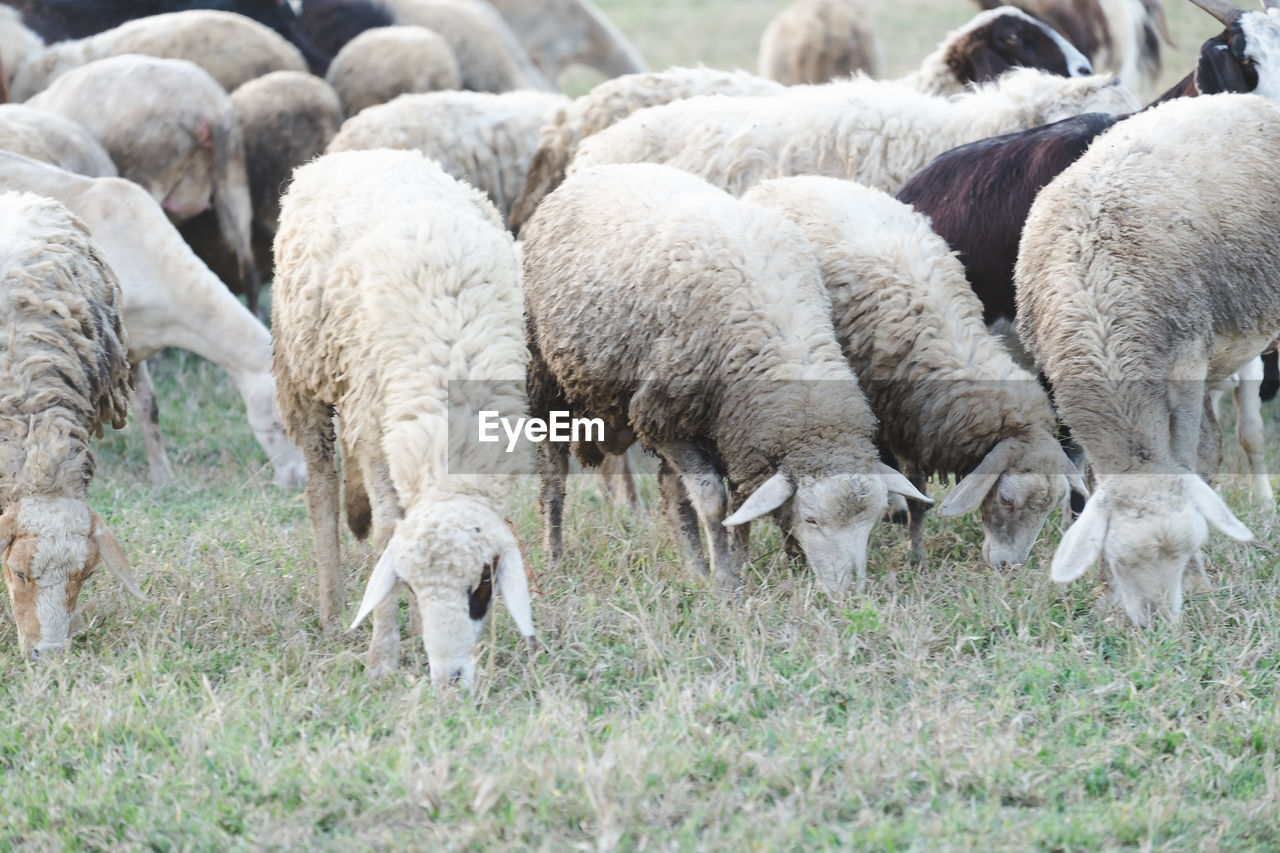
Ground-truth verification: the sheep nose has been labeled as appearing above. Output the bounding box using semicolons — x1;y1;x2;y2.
449;668;465;684
28;648;39;662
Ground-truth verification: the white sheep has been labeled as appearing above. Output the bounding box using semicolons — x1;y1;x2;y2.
326;89;568;220
10;10;308;100
758;0;879;84
741;176;1085;569
272;148;535;684
570;68;1139;197
0;6;43;95
379;0;552;92
324;25;460;117
0;191;142;658
0;151;306;489
522;163;930;594
1014;93;1280;626
508;65;785;230
0;103;116;177
24;54;260;312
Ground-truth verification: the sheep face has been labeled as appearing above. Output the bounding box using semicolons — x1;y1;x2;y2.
788;473;887;594
1050;475;1252;627
241;373;306;488
0;496;130;659
351;500;535;687
156;144;216;222
951;8;1093;83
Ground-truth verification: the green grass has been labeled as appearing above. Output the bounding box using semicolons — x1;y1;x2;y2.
3;2;1278;849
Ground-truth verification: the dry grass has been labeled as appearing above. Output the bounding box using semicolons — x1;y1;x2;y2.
4;2;1280;850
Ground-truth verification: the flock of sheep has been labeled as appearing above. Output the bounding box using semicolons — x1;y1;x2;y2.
0;0;1277;687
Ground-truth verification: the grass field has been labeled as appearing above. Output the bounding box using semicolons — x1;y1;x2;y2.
5;2;1280;850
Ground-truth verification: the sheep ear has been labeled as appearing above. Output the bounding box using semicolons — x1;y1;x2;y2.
1188;477;1253;542
878;463;932;505
724;471;793;527
91;512;144;601
937;439;1016;517
0;505;15;554
1063;451;1089;500
1050;494;1108;583
496;545;535;640
349;543;400;631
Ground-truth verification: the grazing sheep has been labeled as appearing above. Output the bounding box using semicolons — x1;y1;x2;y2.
976;0;1172;101
10;10;309;99
0;191;141;658
324;25;460;116
0;151;306;488
758;0;879;84
327;88;567;220
25;55;260;313
742;176;1085;569
378;0;552;91
0;103;115;176
523;163;930;594
485;0;647;82
272;148;535;683
181;70;344;297
570;68;1139;197
1014;93;1280;626
7;0;331;72
508;66;785;230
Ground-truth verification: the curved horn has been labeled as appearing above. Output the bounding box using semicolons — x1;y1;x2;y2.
1187;0;1246;26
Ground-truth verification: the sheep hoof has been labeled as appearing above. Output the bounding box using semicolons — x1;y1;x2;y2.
366;652;399;681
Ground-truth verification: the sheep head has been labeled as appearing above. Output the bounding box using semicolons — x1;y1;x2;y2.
0;496;142;659
724;464;931;594
350;498;534;687
937;431;1086;570
1050;473;1251;626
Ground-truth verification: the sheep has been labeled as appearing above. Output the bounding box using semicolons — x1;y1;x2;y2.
272;148;535;683
508;66;786;231
326;89;568;220
377;0;553;92
569;68;1140;198
523;163;930;594
180;70;344;298
0;191;142;658
24;55;260;313
324;25;460;116
7;0;331;72
975;0;1172;101
484;0;647;83
0;6;43;94
1208;356;1273;503
0;103;116;177
10;10;309;99
741;176;1085;569
1013;93;1280;626
0;151;306;488
758;0;879;84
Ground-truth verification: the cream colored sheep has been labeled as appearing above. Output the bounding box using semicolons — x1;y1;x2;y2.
0;151;306;489
0;191;141;658
0;104;115;177
272;148;534;684
11;10;308;99
326;88;567;220
570;68;1139;196
0;6;42;95
325;25;460;116
25;55;260;312
508;65;785;230
758;0;878;84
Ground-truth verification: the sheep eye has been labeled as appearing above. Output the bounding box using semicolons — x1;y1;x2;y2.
468;559;495;620
998;493;1016;509
803;517;819;527
1003;34;1019;45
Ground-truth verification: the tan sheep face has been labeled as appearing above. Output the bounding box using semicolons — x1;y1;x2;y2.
978;469;1065;570
0;497;98;659
790;473;888;595
157;144;216;222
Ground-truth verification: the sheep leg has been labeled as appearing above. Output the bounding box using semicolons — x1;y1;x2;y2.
660;442;740;593
132;359;175;487
906;465;930;565
366;453;405;677
596;449;643;513
1233;357;1274;504
298;398;342;632
659;458;707;578
538;440;569;566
